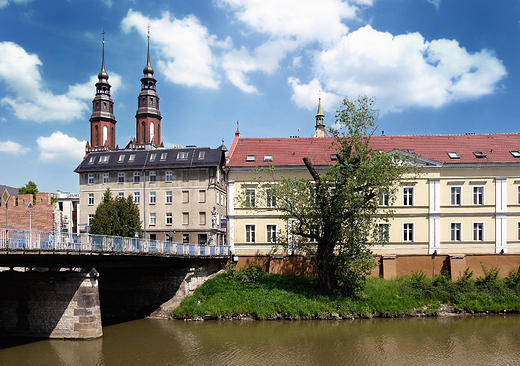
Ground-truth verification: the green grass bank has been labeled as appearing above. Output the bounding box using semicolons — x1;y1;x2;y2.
173;265;520;320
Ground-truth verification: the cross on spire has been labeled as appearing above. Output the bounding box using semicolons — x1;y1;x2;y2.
102;30;106;43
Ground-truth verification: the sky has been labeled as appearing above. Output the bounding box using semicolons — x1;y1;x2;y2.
0;0;518;193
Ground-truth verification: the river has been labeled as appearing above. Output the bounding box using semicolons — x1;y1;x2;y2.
1;315;520;365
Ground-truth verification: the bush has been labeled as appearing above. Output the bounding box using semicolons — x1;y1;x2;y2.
225;263;265;285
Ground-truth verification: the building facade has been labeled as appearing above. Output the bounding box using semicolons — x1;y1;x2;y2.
226;103;520;256
76;35;227;245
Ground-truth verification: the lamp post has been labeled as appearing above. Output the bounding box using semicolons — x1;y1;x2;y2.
27;202;33;248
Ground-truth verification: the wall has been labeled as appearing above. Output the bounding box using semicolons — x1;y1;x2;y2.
0;193;55;231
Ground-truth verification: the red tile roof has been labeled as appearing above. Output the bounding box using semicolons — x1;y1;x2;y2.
226;133;520;167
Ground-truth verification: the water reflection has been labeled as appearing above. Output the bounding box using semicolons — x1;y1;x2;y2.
1;316;520;365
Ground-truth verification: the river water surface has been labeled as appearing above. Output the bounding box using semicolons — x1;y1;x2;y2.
1;315;520;365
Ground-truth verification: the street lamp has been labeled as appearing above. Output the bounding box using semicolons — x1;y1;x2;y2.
27;202;33;248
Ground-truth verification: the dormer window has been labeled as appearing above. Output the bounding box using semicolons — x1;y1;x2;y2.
160;153;167;161
99;155;109;163
129;154;135;162
510;151;520;158
118;155;125;163
263;155;273;162
473;151;486;159
149;153;156;161
177;152;188;160
198;151;205;160
246;155;256;162
447;152;460;159
88;156;95;164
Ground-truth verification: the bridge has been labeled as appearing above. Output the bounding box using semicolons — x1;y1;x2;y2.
0;228;232;340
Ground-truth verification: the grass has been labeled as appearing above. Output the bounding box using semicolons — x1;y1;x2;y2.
173;266;520;320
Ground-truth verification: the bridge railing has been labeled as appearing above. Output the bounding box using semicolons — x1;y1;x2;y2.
0;229;230;256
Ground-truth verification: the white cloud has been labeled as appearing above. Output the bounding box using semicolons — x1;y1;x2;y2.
37;132;86;163
67;72;123;100
121;9;229;89
0;42;90;122
288;77;342;112
290;26;506;113
0;141;31;155
0;0;34;9
427;0;441;9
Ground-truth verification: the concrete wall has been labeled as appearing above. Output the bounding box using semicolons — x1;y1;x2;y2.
0;269;102;339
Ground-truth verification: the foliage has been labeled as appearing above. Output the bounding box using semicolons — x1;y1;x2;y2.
18;181;39;204
224;263;266;285
89;188;142;237
240;96;418;296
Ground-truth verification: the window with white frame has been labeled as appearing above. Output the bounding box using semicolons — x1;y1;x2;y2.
103;173;109;184
473;186;484;205
118;172;124;183
149;171;156;182
403;187;414;206
134;172;140;183
118;192;124;199
166;212;172;225
149;213;156;226
266;224;277;243
379;191;389;206
378;223;390;243
266;188;276;208
88;174;94;185
451;187;461;206
165;170;172;183
473;222;484;241
134;192;140;204
149;191;156;204
245;224;256;243
88;193;94;206
451;223;462;241
88;214;93;225
244;188;256;207
403;223;414;242
166;191;172;204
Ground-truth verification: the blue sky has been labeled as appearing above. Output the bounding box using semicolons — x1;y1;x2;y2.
0;0;516;193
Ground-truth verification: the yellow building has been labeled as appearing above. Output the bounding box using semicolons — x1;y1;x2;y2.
226;103;520;256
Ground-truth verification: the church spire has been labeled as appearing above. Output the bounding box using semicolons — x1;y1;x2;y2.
314;98;327;138
88;32;117;151
135;26;162;147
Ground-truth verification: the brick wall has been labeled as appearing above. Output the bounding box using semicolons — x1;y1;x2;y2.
0;193;55;231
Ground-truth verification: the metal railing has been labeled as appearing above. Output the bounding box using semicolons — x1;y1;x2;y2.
0;228;230;257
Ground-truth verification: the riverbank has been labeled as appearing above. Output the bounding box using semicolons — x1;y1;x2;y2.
172;265;520;320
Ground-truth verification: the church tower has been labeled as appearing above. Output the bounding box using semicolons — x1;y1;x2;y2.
135;30;162;147
314;98;328;138
88;36;117;151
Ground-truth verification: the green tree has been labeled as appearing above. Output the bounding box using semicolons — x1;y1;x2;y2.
251;96;417;296
90;188;142;237
18;181;39;204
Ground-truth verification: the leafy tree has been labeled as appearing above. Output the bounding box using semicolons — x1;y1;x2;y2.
18;181;39;204
90;188;142;237
246;96;417;296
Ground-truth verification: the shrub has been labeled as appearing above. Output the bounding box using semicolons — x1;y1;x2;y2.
225;263;265;285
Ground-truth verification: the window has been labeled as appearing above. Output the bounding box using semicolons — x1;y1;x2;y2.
518;186;520;204
149;192;156;204
263;155;273;162
182;190;189;203
149;153;156;162
266;224;277;243
473;151;486;159
198;151;205;159
330;154;338;161
88;156;95;164
451;187;461;206
451;223;462;241
182;170;189;182
129;154;135;162
245;225;256;243
378;223;390;243
183;234;190;243
177;151;188;160
149;171;156;182
118;154;125;163
88;214;94;225
134;192;140;204
403;187;413;206
245;188;256;207
99;155;109;163
199;190;206;203
199;170;206;182
379;191;389;206
134;172;140;183
518;222;520;241
88;193;94;206
103;173;109;184
266;188;276;208
403;223;414;242
246;155;256;162
165;170;173;183
118;192;124;199
198;234;208;245
166;191;172;204
182;212;189;225
160;153;167;161
149;213;156;226
473;223;484;241
166;212;172;225
447;152;460;159
88;174;94;185
511;151;520;158
473;187;484;205
199;212;206;225
118;173;124;184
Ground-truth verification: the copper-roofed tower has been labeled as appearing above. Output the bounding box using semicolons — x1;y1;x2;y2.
314;98;328;138
88;33;117;151
135;28;162;147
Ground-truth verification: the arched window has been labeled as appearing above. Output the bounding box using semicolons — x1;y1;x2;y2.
150;122;155;143
95;125;99;146
103;125;108;145
111;127;115;147
142;121;146;144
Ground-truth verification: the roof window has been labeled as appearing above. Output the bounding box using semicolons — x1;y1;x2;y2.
88;156;95;164
118;155;125;163
129;154;135;162
447;152;460;159
149;153;156;161
177;152;188;160
263;155;273;162
160;153;167;161
330;154;338;161
246;155;256;162
403;149;415;154
198;151;205;160
473;151;487;159
510;151;520;158
99;155;110;163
